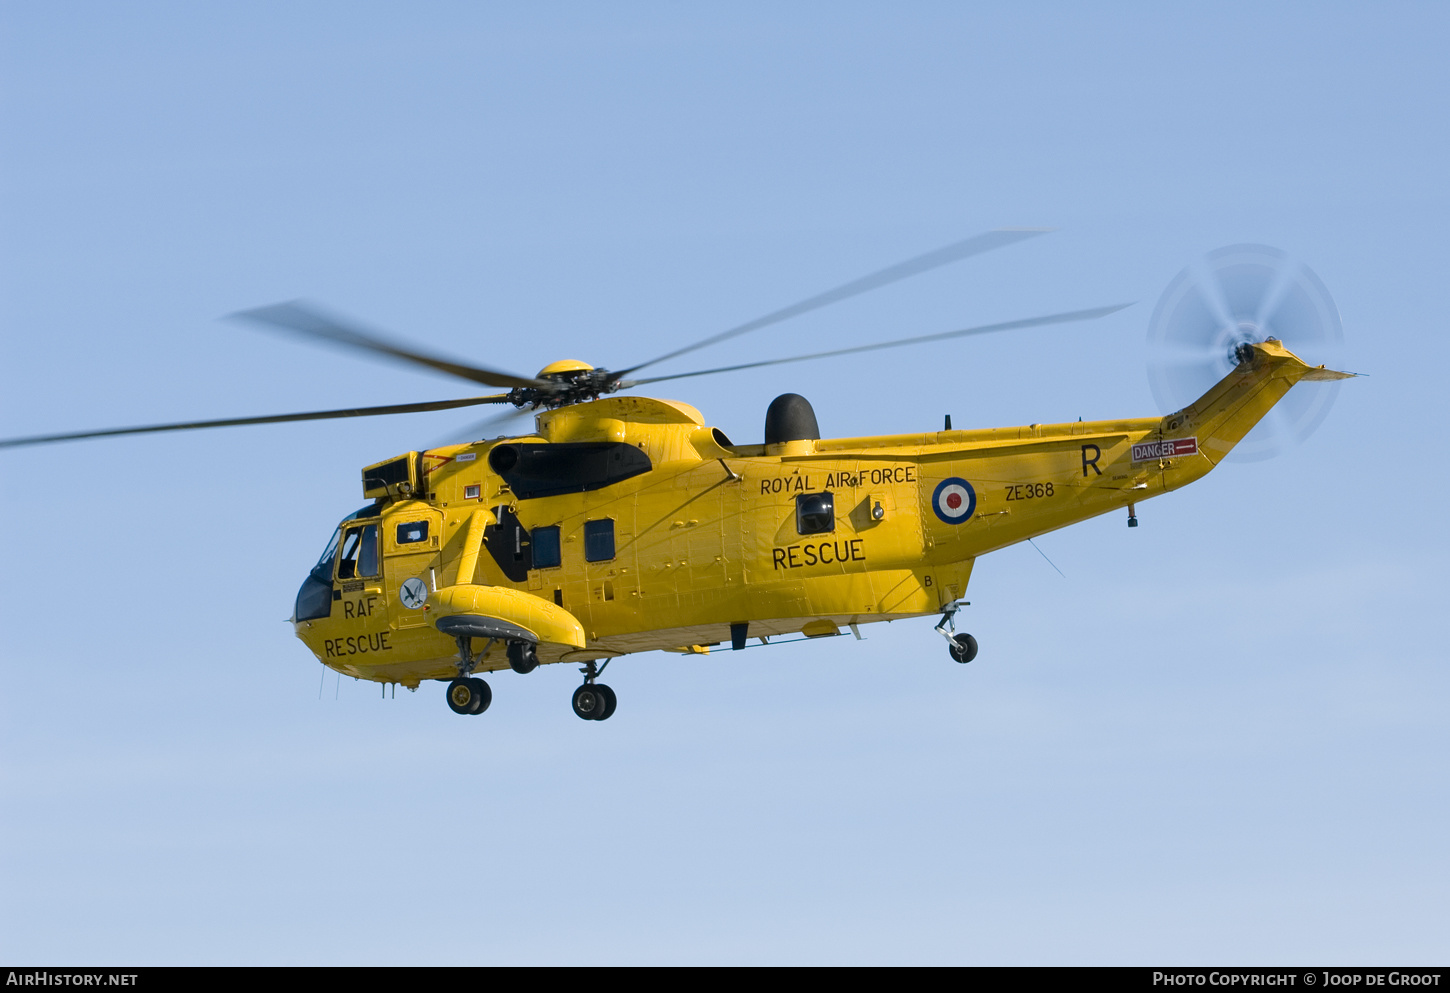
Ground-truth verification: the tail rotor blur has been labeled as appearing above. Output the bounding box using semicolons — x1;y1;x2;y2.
1146;244;1344;461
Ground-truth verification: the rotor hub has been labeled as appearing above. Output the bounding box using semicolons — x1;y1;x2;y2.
1219;321;1262;368
536;359;596;379
509;362;622;409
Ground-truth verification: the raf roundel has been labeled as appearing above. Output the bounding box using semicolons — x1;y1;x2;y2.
932;477;977;524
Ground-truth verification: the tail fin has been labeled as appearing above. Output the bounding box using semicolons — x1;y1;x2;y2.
1167;339;1355;464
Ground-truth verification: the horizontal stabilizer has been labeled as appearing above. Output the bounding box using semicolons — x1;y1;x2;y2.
1299;365;1358;382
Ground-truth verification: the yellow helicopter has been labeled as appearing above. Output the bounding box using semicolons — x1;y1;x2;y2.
1;232;1352;720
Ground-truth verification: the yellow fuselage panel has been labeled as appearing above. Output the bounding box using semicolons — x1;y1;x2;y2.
295;340;1318;684
295;415;1187;683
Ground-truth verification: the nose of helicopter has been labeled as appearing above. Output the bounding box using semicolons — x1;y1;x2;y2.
294;567;333;623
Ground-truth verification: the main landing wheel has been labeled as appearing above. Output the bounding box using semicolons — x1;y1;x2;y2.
572;683;616;721
949;633;978;664
446;677;492;715
508;640;539;674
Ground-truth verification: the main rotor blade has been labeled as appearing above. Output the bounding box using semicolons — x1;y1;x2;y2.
232;301;548;390
429;404;534;448
0;394;514;449
615;228;1052;378
626;304;1132;386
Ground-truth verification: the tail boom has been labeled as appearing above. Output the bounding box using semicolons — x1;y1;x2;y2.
1161;338;1353;472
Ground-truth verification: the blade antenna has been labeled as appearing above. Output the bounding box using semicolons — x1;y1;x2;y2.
614;228;1051;379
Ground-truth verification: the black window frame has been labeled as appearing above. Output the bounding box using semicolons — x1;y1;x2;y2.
335;522;381;580
532;525;563;570
796;491;835;536
583;519;616;563
395;520;431;545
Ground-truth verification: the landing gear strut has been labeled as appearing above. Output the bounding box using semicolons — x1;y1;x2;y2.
934;602;978;664
572;659;616;721
446;635;492;715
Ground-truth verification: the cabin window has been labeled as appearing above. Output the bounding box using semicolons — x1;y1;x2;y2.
796;492;835;535
532;526;562;569
584;519;615;562
336;523;380;580
396;520;430;544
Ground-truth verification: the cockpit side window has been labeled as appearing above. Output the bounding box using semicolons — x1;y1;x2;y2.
357;524;379;577
296;507;376;622
336;529;361;580
315;527;343;578
313;506;376;579
336;523;380;580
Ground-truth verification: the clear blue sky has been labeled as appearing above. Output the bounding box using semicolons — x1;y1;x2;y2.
2;2;1446;964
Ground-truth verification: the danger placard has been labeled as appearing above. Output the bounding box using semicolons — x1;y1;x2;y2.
1131;437;1198;462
